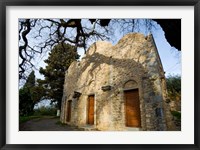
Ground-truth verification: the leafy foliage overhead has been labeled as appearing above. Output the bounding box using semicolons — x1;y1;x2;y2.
19;19;181;80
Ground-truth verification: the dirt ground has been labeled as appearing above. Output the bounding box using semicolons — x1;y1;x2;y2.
19;116;84;131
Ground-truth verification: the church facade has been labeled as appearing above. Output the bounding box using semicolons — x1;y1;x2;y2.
60;33;175;131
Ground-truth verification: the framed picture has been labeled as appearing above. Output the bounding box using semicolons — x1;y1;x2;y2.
0;0;199;149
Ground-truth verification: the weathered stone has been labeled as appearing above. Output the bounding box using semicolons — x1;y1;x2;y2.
60;33;176;131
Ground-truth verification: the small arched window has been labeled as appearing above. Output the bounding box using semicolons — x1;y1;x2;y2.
123;80;138;90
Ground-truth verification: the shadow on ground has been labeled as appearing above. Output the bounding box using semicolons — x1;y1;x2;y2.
19;116;84;131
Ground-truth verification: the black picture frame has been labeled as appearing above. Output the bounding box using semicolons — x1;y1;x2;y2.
0;0;199;150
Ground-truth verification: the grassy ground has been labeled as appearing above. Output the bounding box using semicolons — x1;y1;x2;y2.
19;116;41;124
19;106;58;124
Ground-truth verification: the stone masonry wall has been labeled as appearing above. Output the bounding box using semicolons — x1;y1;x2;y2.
60;33;176;131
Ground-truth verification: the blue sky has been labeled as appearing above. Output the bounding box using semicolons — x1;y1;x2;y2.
151;27;181;76
76;20;181;78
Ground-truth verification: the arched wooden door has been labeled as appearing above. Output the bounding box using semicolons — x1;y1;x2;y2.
124;89;141;127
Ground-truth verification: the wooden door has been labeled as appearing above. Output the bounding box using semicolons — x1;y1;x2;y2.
67;100;72;122
124;89;141;127
87;95;94;125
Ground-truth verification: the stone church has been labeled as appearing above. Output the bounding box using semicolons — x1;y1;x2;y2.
60;33;175;131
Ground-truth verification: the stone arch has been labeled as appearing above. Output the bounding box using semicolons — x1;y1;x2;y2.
123;80;138;90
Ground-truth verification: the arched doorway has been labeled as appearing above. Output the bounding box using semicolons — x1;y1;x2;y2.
124;80;141;127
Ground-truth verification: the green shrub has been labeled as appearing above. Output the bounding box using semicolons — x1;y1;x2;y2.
33;106;57;116
19;116;40;123
171;111;181;120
